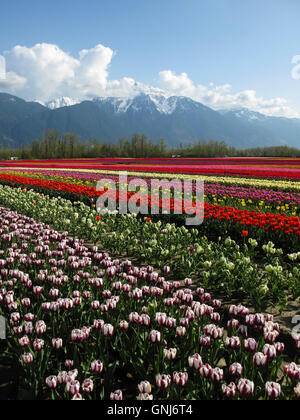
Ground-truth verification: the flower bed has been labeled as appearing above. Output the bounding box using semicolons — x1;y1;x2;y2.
0;173;299;253
0;158;299;401
0;184;299;309
0;206;299;400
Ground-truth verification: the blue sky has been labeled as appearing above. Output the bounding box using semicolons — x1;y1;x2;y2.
1;0;300;117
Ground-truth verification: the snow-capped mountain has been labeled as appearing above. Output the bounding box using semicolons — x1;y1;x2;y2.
219;108;272;122
1;92;300;149
51;92;213;115
44;97;80;110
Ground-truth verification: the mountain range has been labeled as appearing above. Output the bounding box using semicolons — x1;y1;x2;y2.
0;91;300;149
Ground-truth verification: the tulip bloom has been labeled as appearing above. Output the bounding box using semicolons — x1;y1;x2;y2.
52;338;63;349
140;314;151;327
274;342;285;354
57;371;69;385
14;326;23;335
71;329;85;343
21;298;31;308
165;317;176;328
200;335;211;348
176;326;186;337
110;390;123;400
138;381;152;394
188;353;203;370
204;324;223;339
90;360;103;374
226;336;241;350
67;369;79;381
283;362;300;381
24;313;34;322
253;352;268;367
244;338;258;353
66;380;80;396
18;335;30;347
129;312;141;324
65;360;74;369
164;348;177;360
200;364;212;378
20;352;33;364
173;371;188;386
33;286;43;296
46;376;57;389
229;363;243;378
10;312;20;324
227;319;239;329
238;379;254;398
163;266;170;275
265;382;281;399
222;382;236;398
119;320;129;330
82;378;94;394
155;312;167;326
262;344;277;360
149;330;161;343
211;368;224;382
35;320;47;335
102;323;114;337
264;330;279;344
156;374;171;390
184;278;192;286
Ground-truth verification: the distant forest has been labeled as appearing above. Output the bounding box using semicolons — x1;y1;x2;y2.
1;130;300;159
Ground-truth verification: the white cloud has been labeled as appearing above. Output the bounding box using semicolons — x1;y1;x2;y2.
0;71;27;90
158;70;195;96
1;43;114;102
158;70;300;118
0;43;299;118
75;44;114;97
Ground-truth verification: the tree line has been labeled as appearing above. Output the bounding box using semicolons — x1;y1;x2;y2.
0;130;299;159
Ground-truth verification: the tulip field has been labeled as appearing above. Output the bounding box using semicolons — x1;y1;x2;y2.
0;157;299;400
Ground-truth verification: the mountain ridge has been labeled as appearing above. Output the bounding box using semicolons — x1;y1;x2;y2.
0;92;300;149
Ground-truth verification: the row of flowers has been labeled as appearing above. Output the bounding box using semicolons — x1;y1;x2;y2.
0;206;299;400
1;156;300;165
1;157;300;179
0;184;299;309
2;169;300;210
0;173;299;251
2;167;299;192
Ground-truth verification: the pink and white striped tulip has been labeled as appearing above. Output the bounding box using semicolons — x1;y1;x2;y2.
188;353;203;370
229;363;243;378
156;374;171;390
222;382;237;398
138;381;152;394
164;348;177;360
238;379;254;397
46;375;57;389
90;360;103;374
253;352;268;367
82;378;94;394
265;382;281;399
110;390;123;400
149;330;161;343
